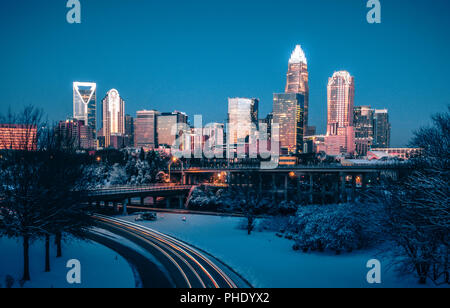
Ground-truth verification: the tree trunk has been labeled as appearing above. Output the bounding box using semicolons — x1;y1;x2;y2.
45;234;51;272
22;235;31;281
55;232;62;258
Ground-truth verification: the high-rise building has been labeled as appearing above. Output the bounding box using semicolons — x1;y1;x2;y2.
373;109;391;148
57;118;96;150
285;45;309;133
156;111;189;148
124;114;135;147
227;98;259;146
353;106;374;156
325;71;356;155
258;113;273;139
203;123;225;157
101;89;125;148
73;82;97;144
272;93;305;155
134;110;159;149
0;124;37;151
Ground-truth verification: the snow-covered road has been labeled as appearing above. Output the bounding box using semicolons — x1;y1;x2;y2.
122;212;424;288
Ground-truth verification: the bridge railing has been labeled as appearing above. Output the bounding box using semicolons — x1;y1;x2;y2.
88;184;193;197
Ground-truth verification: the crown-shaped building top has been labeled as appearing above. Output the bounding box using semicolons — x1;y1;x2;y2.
288;45;307;65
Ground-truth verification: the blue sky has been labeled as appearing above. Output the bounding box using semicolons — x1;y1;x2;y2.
1;0;449;146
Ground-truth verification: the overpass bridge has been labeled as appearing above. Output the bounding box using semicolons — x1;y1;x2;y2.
169;164;403;204
86;164;404;211
86;184;195;212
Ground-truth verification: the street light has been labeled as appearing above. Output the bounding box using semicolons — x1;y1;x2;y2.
168;156;184;184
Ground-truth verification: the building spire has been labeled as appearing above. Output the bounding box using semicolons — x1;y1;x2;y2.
289;45;307;65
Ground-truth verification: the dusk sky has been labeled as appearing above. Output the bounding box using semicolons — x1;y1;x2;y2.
1;0;449;146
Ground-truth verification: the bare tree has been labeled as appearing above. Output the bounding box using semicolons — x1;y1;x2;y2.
0;106;95;280
223;172;271;235
36;125;95;272
367;107;449;285
0;106;44;281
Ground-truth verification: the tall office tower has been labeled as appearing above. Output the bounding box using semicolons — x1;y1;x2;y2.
373;109;391;148
101;89;125;148
203;123;225;157
156;111;189;148
124;114;135;147
227;98;259;146
325;71;356;155
354;106;374;156
134;110;159;149
258;113;273;139
285;45;309;132
73;82;97;143
272;93;306;155
0;124;38;151
58;118;96;150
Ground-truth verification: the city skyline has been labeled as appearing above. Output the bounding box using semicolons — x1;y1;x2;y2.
1;0;450;147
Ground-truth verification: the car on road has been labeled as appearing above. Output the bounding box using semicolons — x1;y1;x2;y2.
135;212;157;222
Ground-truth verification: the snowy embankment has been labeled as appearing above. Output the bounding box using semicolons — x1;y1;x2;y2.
0;237;135;288
124;213;424;288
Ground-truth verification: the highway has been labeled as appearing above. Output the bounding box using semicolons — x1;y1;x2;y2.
93;215;246;288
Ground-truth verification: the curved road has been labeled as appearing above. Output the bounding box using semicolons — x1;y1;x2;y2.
92;215;246;288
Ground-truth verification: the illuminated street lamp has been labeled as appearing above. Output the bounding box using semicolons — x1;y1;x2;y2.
168;156;184;184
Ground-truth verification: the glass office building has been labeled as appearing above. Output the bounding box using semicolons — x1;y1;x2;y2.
227;98;259;146
101;89;125;148
325;71;356;155
156;111;188;148
373;109;391;148
73;82;97;142
272;93;305;155
285;45;309;132
134;110;159;149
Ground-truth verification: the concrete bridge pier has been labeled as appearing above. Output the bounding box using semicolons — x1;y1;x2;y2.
351;175;357;202
284;175;288;201
272;174;277;201
309;174;314;204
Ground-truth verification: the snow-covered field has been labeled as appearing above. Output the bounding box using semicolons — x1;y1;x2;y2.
124;213;424;288
0;237;135;288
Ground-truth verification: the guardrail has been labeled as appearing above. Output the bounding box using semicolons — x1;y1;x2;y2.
169;164;402;171
88;184;193;197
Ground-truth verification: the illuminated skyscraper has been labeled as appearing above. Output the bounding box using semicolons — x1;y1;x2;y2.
272;93;305;155
157;111;188;148
354;106;374;156
57;118;96;150
134;110;159;149
285;45;309;131
373;109;391;148
73;82;97;142
325;71;356;155
101;89;125;148
227;98;259;146
124;114;135;147
0;124;37;151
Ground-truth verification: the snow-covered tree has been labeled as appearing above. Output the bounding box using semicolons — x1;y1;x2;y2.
367;107;449;285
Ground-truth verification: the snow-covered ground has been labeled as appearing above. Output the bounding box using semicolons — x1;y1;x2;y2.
123;213;426;288
0;236;135;288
